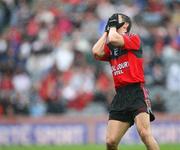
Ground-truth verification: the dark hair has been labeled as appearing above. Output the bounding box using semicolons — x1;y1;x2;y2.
117;13;132;32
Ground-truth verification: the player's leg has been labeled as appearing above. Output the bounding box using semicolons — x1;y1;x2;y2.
106;120;130;150
135;112;160;150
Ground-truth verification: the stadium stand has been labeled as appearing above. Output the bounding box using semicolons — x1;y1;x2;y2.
0;0;180;117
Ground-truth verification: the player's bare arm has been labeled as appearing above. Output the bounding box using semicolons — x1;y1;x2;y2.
107;14;131;47
108;27;124;47
92;32;108;59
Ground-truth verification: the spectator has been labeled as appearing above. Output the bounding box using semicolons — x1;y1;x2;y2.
39;65;66;114
0;73;14;115
62;64;95;110
166;63;180;92
12;67;31;115
152;94;167;113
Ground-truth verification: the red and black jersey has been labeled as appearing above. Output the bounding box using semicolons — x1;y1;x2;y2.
98;33;145;89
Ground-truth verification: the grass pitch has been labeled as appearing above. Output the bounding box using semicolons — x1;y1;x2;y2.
0;144;180;150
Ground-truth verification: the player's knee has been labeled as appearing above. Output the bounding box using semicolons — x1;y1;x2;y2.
106;137;118;148
139;128;151;141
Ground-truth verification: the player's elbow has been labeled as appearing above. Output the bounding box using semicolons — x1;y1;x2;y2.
108;35;124;47
92;47;98;57
92;47;103;58
92;48;104;59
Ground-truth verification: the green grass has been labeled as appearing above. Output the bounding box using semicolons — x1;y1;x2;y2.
0;144;180;150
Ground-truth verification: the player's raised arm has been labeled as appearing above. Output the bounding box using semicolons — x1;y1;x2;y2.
108;28;141;50
92;32;108;59
107;13;141;50
108;27;125;47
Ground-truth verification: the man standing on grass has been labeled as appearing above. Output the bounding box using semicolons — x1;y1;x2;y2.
92;13;160;150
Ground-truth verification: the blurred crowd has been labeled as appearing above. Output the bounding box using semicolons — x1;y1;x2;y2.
0;0;179;117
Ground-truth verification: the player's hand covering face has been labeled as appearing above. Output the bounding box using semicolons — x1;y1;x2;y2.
104;13;127;33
